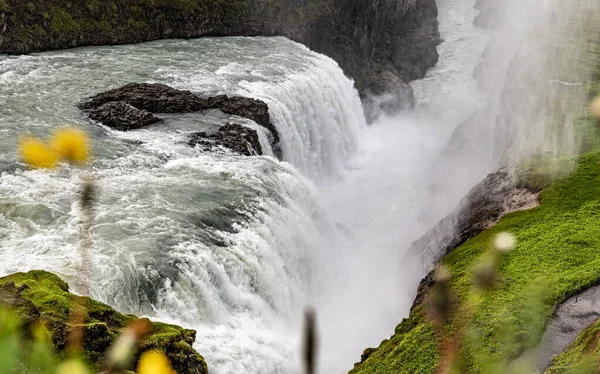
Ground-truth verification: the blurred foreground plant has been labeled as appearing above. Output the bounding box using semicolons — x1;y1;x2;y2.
18;127;96;296
0;305;177;374
425;231;600;374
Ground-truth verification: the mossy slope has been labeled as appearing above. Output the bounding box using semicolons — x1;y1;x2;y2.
350;148;600;373
0;270;208;374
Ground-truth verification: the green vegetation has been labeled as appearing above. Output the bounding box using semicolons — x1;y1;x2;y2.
0;270;208;373
351;148;600;373
0;0;253;53
351;5;600;373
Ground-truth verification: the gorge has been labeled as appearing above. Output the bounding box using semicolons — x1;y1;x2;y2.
0;0;600;373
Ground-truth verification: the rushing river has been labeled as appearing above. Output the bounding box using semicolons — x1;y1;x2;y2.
0;0;593;373
0;37;365;373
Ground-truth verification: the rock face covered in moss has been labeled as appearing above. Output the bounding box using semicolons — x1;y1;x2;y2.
0;0;439;109
0;270;208;374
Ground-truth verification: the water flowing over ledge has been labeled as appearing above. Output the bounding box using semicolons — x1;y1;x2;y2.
0;37;365;373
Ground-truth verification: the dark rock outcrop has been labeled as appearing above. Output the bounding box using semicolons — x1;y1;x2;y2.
406;167;539;272
189;123;263;156
206;95;270;129
406;168;539;311
361;70;416;122
88;101;161;131
81;83;280;156
81;83;206;113
0;270;208;374
0;0;440;108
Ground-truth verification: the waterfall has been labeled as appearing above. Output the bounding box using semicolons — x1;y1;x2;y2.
0;36;365;373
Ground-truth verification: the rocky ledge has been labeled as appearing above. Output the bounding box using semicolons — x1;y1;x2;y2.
0;270;208;374
189;123;262;157
407;167;540;310
81;83;280;157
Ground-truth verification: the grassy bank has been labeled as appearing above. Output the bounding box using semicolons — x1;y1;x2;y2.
0;270;208;373
350;143;600;373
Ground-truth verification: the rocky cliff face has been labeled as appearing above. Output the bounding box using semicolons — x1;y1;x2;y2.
0;0;439;113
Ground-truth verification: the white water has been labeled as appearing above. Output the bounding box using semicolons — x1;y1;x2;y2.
0;0;595;373
0;37;364;373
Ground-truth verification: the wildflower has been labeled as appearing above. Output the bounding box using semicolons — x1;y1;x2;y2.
494;232;516;253
590;96;600;118
18;137;59;169
106;318;151;371
428;265;455;323
56;359;89;374
50;128;90;166
137;350;175;374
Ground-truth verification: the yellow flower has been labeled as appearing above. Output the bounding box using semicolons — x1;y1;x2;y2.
137;350;176;374
18;137;59;169
590;96;600;118
50;128;90;165
56;359;89;374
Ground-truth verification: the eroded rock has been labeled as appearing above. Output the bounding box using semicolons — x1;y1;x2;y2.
189;123;263;156
361;70;416;123
80;83;207;113
81;83;281;156
88;101;161;131
407;167;540;273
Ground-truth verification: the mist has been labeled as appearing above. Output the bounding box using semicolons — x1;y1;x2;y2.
311;0;600;372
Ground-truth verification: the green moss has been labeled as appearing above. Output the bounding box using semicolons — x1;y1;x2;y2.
0;270;208;373
352;8;600;372
0;0;255;52
352;147;600;373
49;7;81;34
351;308;438;373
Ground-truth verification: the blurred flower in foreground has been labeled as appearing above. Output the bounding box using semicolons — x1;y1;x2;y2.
474;232;516;290
590;96;600;118
494;232;516;252
18;138;58;169
18;127;90;169
137;350;175;374
428;265;454;323
105;318;151;371
56;359;89;374
50;128;89;165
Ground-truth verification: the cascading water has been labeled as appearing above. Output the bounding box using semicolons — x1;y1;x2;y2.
0;37;364;373
314;0;600;372
0;1;598;374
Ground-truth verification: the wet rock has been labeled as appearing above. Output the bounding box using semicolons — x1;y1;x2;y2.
361;70;416;123
88;101;161;131
407;167;540;272
206;95;270;128
80;83;207;113
81;83;281;156
532;285;600;372
189;123;263;156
